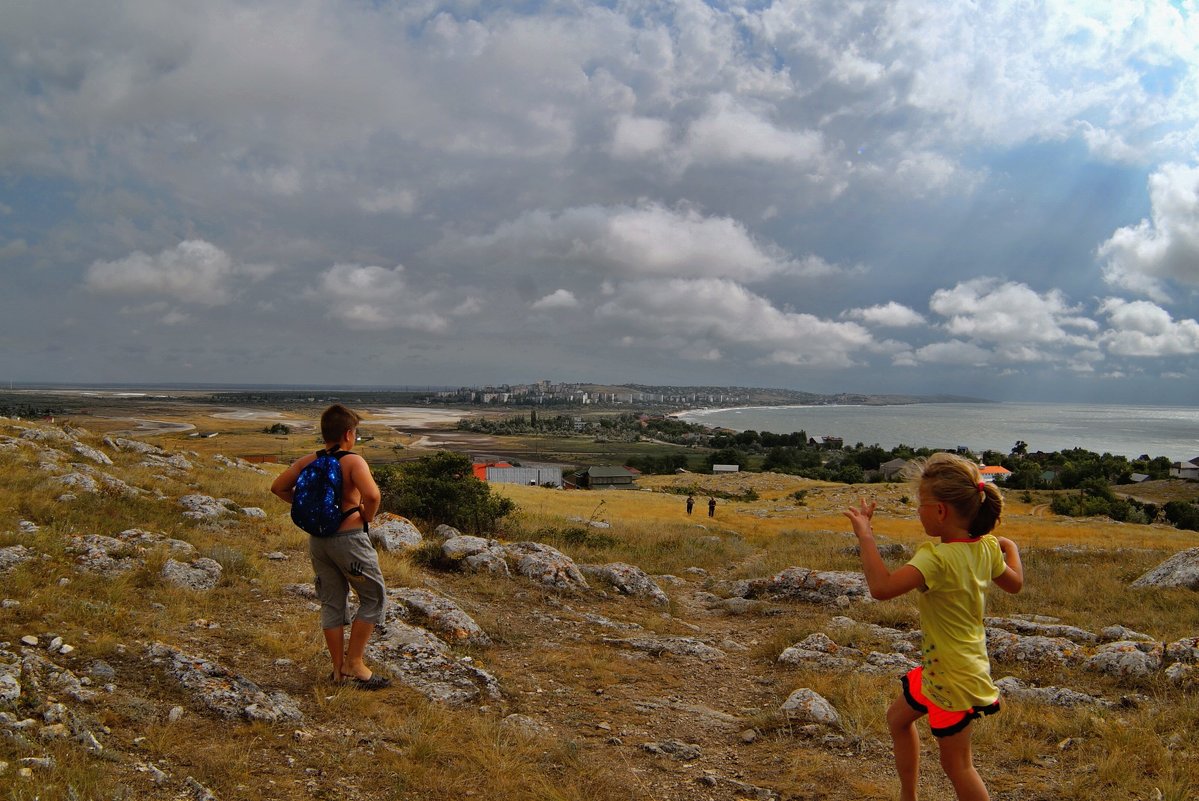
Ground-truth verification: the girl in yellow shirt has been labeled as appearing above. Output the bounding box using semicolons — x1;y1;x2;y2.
845;453;1024;801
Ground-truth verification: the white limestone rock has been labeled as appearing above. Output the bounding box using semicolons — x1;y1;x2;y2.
161;557;223;591
370;513;423;552
579;562;670;606
780;688;840;727
1131;548;1199;590
1085;640;1164;679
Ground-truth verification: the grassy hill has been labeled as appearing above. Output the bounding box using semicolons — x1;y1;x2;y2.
2;409;1198;800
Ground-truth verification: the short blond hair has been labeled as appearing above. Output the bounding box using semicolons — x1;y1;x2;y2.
907;452;1003;537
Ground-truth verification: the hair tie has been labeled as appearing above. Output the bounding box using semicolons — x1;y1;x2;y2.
977;480;986;493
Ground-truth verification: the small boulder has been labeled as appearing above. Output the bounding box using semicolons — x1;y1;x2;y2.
71;442;113;465
1085;640;1164;679
579;562;669;606
161;558;223;591
432;524;463;542
780;688;840;727
179;494;231;520
0;545;34;573
778;633;861;670
370;513;423;552
503;542;589;590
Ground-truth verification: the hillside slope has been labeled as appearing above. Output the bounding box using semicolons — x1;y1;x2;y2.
1;418;1198;800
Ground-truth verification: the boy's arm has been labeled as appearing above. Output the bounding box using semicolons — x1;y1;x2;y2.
993;536;1024;593
347;456;382;524
270;456;309;505
844;500;926;600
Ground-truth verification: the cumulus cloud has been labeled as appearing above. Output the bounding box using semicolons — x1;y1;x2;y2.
1099;298;1199;356
843;301;926;327
596;278;874;367
440;202;838;282
684;93;824;166
7;2;1199;397
530;289;579;310
912;340;993;366
928;279;1098;347
610;115;671;159
1098;162;1199;302
85;240;271;305
314;263;447;332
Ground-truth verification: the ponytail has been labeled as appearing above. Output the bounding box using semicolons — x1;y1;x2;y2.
906;452;1004;537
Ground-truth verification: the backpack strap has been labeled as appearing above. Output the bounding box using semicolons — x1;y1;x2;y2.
319;449;368;534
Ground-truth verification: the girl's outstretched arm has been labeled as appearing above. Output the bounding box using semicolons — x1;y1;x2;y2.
844;499;925;600
993;536;1024;593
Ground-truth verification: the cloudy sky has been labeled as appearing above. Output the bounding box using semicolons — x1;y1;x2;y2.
3;1;1198;403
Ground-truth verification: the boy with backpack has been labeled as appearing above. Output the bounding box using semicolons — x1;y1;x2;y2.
270;404;390;690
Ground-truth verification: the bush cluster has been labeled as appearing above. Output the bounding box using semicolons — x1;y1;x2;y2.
375;451;516;534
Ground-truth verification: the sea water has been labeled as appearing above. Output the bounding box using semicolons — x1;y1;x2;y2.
676;402;1199;463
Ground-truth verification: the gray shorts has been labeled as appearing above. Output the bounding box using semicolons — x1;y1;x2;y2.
308;528;387;630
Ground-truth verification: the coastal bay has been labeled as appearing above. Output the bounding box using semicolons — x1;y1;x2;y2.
677;401;1199;463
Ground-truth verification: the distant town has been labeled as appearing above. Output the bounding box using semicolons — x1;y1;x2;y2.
1;381;990;419
430;381;988;409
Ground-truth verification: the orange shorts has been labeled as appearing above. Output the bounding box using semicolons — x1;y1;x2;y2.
902;666;1000;738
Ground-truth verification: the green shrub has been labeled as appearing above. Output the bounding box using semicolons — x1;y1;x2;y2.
376;451;516;534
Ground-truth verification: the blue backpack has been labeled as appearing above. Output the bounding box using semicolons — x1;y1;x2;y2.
290;449;365;537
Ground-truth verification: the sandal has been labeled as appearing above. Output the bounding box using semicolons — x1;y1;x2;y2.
342;673;391;691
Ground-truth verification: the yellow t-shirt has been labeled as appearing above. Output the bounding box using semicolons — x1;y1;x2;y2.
907;534;1007;711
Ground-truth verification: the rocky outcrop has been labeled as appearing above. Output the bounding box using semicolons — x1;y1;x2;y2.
1131;548;1199;590
441;535;509;575
388;588;490;646
986;616;1099;644
367;639;501;705
987;628;1085;666
996;676;1110;707
179;494;236;520
161;558;223;591
777;631;917;676
179;493;260;521
213;454;267;474
67;529;195;575
737;566;870;606
503;541;589;590
0;544;35;572
778;633;860;671
1085;640;1164;678
147;642;302;723
104;436;165;455
432;524;463;542
603;636;725;661
579;562;670;606
70;441;113;465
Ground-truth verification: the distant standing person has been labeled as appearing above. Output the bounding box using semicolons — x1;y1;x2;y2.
270;404;391;690
843;453;1023;801
707;496;716;517
686;495;695;515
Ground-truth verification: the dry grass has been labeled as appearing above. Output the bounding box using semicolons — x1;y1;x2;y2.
4;410;1199;800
